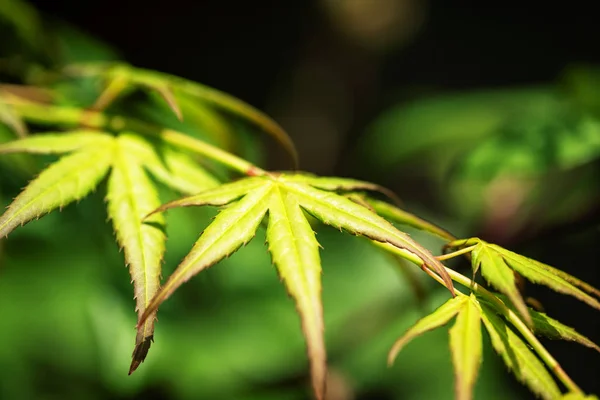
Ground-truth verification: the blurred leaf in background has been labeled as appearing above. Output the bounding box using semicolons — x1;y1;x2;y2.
359;70;600;243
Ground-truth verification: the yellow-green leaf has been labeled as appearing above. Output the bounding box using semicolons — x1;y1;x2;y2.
497;246;600;310
483;293;600;353
140;174;460;400
0;144;113;237
267;186;326;400
152;177;264;212
0;131;113;154
449;294;483;400
479;303;561;400
0;100;27;137
107;136;166;374
139;182;272;324
148;147;219;194
472;241;532;326
118;133;219;195
530;309;600;352
284;180;455;295
365;197;456;242
280;173;401;204
388;295;467;365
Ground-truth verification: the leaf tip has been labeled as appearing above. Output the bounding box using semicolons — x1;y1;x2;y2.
129;335;154;375
154;85;183;121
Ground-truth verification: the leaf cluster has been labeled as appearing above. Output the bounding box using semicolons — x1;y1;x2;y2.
1;59;599;400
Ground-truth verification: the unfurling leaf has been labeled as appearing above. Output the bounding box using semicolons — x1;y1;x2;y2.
479;303;561;400
107;136;166;374
471;241;532;326
449;294;483;400
139;174;449;400
388;295;467;365
267;187;325;399
0;142;113;237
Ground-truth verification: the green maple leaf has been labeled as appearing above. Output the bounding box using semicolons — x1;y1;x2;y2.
137;173;454;400
0;130;218;373
471;240;533;327
449;294;483;400
449;239;600;322
389;291;584;400
389;294;483;400
484;294;600;353
479;302;562;400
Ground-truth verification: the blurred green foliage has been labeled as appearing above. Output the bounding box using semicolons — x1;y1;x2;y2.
360;72;600;239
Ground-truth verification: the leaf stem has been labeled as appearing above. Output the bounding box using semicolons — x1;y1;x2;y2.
436;245;477;261
375;240;583;394
4;97;266;176
159;129;266;176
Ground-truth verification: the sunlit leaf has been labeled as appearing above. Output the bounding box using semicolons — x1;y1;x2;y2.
283;180;454;294
140;182;272;321
280;173;401;204
492;244;600;310
0;143;113;237
267;186;325;400
479;303;561;400
364;196;456;241
449;294;482;400
472;241;532;326
107;136;166;374
118;133;219;195
139;174;453;400
152;177;264;211
483;293;600;353
388;295;467;365
0;131;112;154
0;127;222;372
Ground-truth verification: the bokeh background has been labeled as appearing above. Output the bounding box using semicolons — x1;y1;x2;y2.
1;0;599;399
